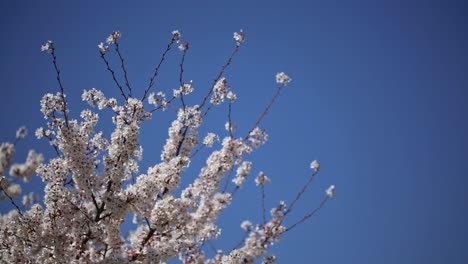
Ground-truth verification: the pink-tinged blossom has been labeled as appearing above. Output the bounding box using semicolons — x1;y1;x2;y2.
173;81;194;97
275;72;291;86
249;127;268;148
227;91;237;102
172;30;181;41
225;121;236;134
98;42;109;55
255;171;270;186
82;88;108;109
106;31;121;44
326;185;336;198
241;220;253;231
233;161;252;187
262;255;277;264
15;127;27;140
310;159;320;172
233;29;245;44
0;143;15;175
9;150;43;182
21;192;36;206
41;40;53;53
40;92;68;119
5;183;21;197
148;91;167;109
178;42;189;51
222;250;254;264
0;30;334;263
203;133;218;147
211;77;228;105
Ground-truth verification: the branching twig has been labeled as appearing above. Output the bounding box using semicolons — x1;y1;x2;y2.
284;170;319;216
100;53;128;101
285;196;329;232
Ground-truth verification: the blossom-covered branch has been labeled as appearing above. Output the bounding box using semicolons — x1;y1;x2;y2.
0;29;335;263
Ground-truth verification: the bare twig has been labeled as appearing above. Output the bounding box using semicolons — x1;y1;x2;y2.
231;230;249;251
0;178;24;218
244;84;285;140
285;196;328;232
141;37;177;101
227;101;234;138
261;185;267;225
206;240;217;254
222;167;235;193
284;169;319;216
115;41;133;98
178;47;188;108
100;53;128;101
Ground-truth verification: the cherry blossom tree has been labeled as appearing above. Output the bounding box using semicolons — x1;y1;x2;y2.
0;30;334;263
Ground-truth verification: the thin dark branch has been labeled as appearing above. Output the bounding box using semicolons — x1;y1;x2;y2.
50;47;69;127
285;196;329;232
189;144;204;159
142;37;177;101
261;185;267;225
115;41;133;98
206;240;217;254
91;193;106;222
200;44;241;112
0;179;24;218
222;167;235;193
149;95;177;113
227;101;234;138
178;48;188;108
244;84;285;140
141;227;156;247
67;200;93;222
100;53;128;101
44;133;61;157
284;170;319;217
175;127;189;157
230;186;240;197
231;230;249;251
144;217;151;228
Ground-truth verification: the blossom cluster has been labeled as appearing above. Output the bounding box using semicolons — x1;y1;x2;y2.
0;30;335;263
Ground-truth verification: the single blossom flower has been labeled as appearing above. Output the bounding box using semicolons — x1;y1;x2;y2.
172;30;181;41
98;42;109;55
106;31;121;44
310;160;320;172
276;72;291;86
326;185;336;198
233;29;245;44
41;40;53;53
15;127;27;140
178;42;189;51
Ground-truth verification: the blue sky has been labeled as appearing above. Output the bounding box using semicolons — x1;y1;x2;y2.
1;0;467;263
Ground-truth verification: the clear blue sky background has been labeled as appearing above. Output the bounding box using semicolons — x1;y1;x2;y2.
1;0;467;263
